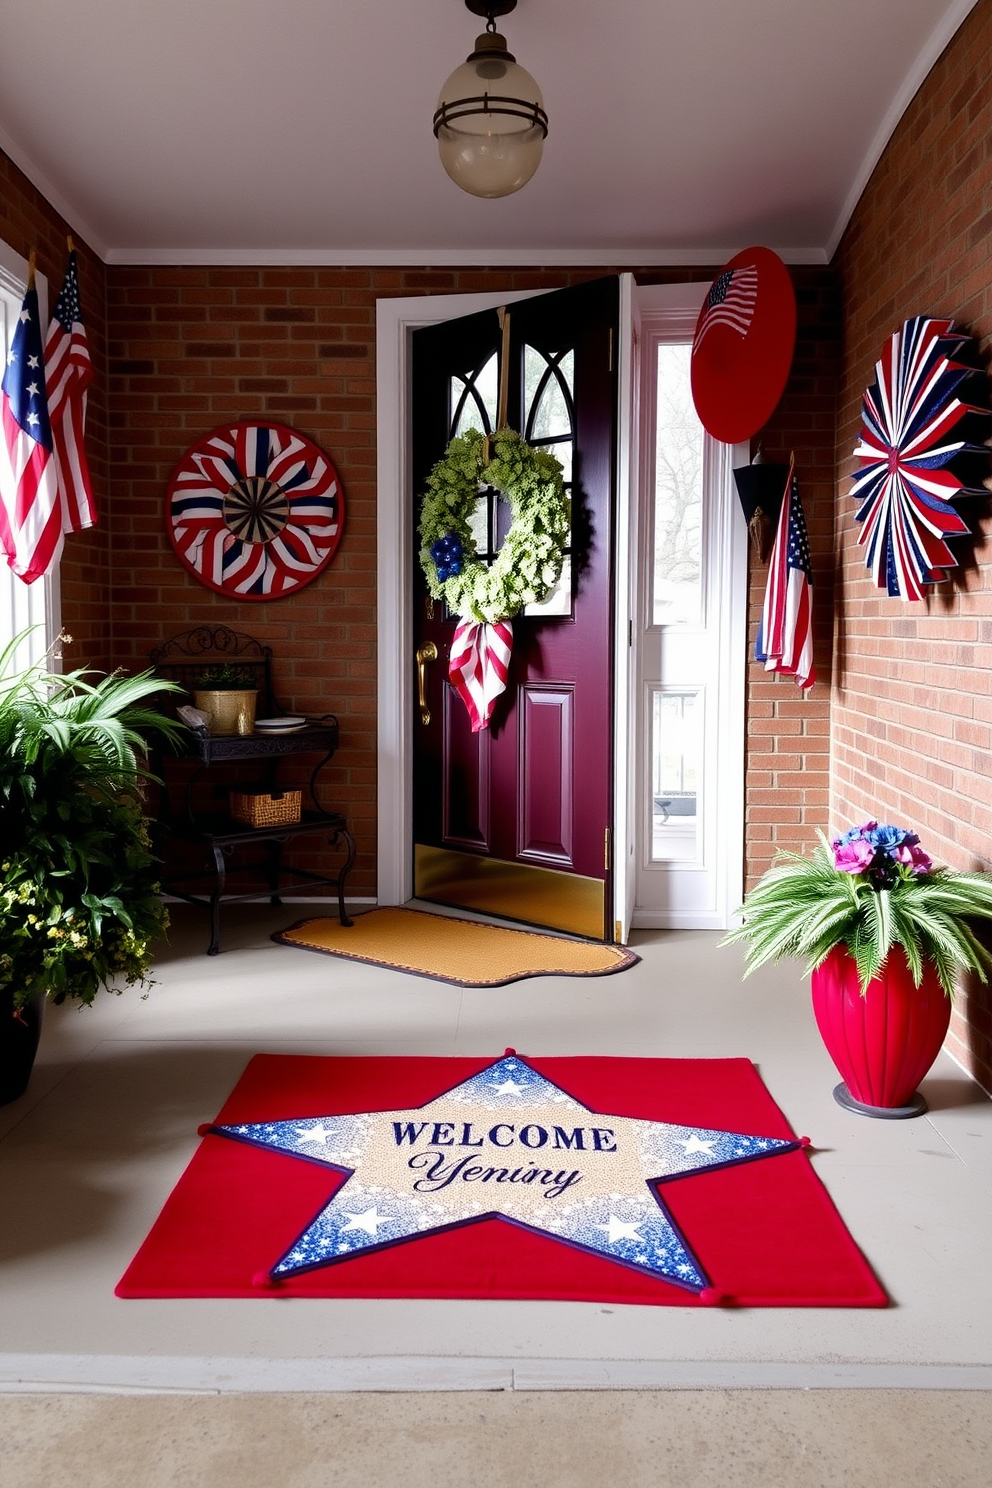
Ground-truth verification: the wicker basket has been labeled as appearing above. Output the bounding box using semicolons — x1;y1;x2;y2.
229;789;301;828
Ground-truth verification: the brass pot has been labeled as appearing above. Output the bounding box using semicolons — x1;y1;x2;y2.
192;688;258;736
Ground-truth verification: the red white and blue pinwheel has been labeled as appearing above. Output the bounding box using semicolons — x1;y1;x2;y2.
167;421;343;600
851;318;989;601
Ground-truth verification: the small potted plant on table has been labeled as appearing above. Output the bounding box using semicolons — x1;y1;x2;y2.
0;634;181;1104
192;664;259;736
722;821;992;1117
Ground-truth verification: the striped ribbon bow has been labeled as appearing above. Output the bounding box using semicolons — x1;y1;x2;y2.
448;619;513;733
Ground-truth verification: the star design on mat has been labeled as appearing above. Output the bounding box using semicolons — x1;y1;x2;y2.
597;1214;646;1246
339;1207;393;1237
211;1055;798;1294
294;1122;339;1147
680;1135;717;1156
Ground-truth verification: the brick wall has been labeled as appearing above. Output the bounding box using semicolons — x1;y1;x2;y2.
742;271;839;885
0;153;110;671
833;0;992;1091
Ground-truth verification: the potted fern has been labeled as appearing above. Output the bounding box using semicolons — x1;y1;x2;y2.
0;633;182;1103
722;821;992;1117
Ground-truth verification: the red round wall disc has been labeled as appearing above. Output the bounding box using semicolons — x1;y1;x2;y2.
690;246;797;444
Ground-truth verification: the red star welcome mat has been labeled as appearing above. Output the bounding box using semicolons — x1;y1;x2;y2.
117;1054;887;1308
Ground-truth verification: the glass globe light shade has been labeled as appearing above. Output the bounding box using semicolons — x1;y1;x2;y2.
434;33;547;199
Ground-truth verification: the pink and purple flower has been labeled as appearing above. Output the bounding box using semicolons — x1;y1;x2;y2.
832;821;932;881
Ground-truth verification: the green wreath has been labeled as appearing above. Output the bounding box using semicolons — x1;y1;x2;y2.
418;427;570;623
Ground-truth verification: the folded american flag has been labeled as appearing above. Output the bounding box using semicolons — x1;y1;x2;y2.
45;247;96;533
755;459;815;690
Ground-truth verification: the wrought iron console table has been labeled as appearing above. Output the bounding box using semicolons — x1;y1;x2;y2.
150;629;355;954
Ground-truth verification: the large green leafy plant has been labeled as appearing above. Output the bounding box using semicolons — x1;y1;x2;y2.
722;821;992;995
0;634;182;1010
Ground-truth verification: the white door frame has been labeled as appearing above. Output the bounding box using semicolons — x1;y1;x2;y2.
374;278;681;933
375;290;545;906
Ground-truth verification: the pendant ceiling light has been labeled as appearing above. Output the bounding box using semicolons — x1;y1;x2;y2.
434;0;548;199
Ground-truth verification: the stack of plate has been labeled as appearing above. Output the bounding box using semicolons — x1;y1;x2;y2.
254;716;307;733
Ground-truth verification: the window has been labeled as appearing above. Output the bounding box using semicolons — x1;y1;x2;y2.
0;241;58;671
652;342;703;627
636;295;746;885
446;340;576;620
521;344;573;617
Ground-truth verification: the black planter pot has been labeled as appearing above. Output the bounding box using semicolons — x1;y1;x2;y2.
0;989;45;1105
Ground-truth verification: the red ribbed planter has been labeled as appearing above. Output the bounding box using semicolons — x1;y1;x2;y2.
810;944;951;1117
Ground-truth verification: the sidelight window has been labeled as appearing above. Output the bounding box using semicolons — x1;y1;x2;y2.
652;343;703;627
649;687;701;861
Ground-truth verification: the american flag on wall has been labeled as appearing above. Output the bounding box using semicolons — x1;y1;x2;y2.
755;458;815;690
0;273;63;583
692;264;759;353
45;247;97;533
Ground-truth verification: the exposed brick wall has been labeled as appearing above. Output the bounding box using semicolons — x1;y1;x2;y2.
742;270;839;885
0;152;110;671
105;265;390;895
833;0;992;1092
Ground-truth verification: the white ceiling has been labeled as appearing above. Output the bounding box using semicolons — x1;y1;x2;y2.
0;0;979;265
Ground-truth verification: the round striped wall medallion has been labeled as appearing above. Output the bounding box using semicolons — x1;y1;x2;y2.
166;421;344;600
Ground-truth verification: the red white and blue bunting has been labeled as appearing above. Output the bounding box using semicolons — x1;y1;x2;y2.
166;421;343;600
851;318;989;601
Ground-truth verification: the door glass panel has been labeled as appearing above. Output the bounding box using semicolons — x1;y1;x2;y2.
653;344;703;627
450;351;498;438
523;346;575;618
527;555;572;618
525;347;574;439
443;345;577;620
541;438;573;484
650;688;701;862
467;493;489;552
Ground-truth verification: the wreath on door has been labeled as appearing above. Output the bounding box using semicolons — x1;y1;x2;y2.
166;420;344;600
417;426;568;732
418;427;569;622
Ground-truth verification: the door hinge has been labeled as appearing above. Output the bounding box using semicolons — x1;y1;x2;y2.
604;826;611;871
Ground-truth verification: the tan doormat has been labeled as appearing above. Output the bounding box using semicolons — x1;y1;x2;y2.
273;906;639;986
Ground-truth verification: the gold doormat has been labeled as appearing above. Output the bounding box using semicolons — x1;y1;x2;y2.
273;907;639;987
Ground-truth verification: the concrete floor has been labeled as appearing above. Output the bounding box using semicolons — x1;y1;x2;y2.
2;902;991;1483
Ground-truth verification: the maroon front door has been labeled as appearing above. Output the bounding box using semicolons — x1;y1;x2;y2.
411;278;619;940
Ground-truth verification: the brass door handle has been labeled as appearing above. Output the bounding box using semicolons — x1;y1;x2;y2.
416;642;438;725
